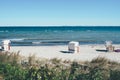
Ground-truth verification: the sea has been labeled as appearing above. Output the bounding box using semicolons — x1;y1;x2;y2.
0;26;120;46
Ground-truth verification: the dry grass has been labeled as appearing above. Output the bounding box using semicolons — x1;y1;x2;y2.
0;51;20;65
1;51;120;71
91;57;108;64
0;75;3;80
28;54;36;66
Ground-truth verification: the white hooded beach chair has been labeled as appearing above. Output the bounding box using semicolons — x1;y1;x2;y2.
105;41;114;52
68;41;79;53
2;40;11;51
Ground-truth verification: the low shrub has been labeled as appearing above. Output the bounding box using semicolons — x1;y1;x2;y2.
110;70;120;80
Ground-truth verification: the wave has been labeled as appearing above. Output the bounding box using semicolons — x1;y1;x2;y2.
10;39;107;46
41;40;69;43
24;38;60;41
0;30;9;32
10;38;25;41
32;42;41;44
86;30;91;32
0;31;4;32
11;40;70;46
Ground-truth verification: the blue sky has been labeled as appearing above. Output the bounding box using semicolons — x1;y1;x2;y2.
0;0;120;26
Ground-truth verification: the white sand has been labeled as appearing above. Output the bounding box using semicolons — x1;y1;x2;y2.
10;44;120;62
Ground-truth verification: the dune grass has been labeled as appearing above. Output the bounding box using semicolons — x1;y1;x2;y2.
0;51;120;80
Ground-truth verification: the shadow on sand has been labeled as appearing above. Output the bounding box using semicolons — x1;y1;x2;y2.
60;51;73;54
96;49;107;52
0;49;3;51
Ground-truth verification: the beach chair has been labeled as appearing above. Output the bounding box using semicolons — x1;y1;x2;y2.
0;42;4;51
105;41;114;52
1;40;11;51
68;41;79;53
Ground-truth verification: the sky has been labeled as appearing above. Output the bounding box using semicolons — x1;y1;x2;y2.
0;0;120;26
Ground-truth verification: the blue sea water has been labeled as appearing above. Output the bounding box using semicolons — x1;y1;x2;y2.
0;26;120;46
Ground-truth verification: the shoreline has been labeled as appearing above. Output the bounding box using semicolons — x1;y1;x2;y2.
9;44;120;62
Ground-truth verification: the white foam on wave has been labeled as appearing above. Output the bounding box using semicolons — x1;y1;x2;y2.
32;42;41;44
10;38;25;41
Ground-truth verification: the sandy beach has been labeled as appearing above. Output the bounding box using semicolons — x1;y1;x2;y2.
10;44;120;62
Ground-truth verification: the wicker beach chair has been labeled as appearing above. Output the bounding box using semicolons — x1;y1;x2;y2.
68;41;79;53
105;41;114;52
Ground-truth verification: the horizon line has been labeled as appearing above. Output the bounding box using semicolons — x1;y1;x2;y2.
0;25;120;27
